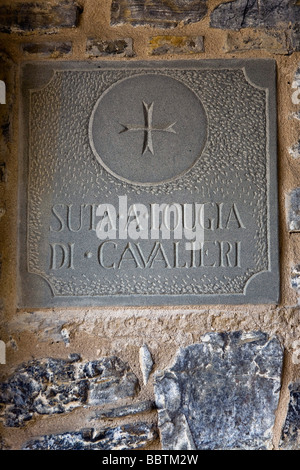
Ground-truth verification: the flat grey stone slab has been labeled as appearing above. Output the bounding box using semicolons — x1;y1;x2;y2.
154;331;283;450
18;60;279;307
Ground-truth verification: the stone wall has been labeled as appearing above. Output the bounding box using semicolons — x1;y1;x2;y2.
0;0;300;450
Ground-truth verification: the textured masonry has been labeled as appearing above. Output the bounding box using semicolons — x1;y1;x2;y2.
280;383;300;449
110;0;208;28
0;1;82;33
210;0;300;31
22;423;158;450
0;355;140;427
154;332;283;450
0;331;285;450
0;0;300;451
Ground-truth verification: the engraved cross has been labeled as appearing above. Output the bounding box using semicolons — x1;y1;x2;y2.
120;101;176;155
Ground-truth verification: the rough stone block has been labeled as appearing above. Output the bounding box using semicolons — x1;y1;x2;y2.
294;63;300;86
210;0;300;31
149;35;204;55
224;30;290;54
291;265;300;292
21;42;72;57
0;355;139;427
154;331;283;450
93;400;155;419
290;24;300;51
286;188;300;232
0;1;82;34
292;66;300;106
22;423;158;450
289;140;300;159
85;357;140;406
86;38;134;57
292;110;300;120
111;0;208;28
139;344;154;385
280;382;300;449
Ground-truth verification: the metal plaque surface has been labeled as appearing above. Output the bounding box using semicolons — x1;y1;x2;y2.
18;60;279;307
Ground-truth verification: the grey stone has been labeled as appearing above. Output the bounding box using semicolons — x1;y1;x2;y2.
210;0;300;31
111;0;208;28
290;24;300;51
286;188;300;232
18;60;279;307
21;42;72;57
154;331;283;450
85;357;140;406
139;344;154;385
0;355;139;427
60;327;70;346
280;382;300;449
22;423;158;450
292;110;300;120
86;38;134;57
0;1;82;34
92;400;155;419
292;65;300;107
295;63;300;83
289;140;300;159
291;265;300;293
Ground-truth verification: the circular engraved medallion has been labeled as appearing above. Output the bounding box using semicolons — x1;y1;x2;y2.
89;74;207;185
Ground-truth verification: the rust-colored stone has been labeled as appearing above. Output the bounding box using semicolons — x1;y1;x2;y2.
224;30;290;55
149;35;204;55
